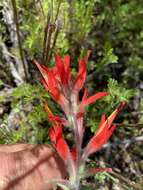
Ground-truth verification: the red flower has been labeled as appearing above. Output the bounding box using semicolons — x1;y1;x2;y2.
48;124;70;162
79;89;108;113
34;52;126;185
45;103;76;163
44;103;68;126
82;102;125;158
33;58;68;113
33;53;108;116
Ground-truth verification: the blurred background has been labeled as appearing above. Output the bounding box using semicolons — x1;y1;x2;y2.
0;0;143;189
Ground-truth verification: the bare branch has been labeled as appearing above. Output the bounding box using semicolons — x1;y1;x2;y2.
42;12;51;64
11;0;28;81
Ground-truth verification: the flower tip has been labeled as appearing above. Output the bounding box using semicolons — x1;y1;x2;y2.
55;53;62;60
87;49;92;57
118;101;126;112
32;59;37;65
105;92;109;96
107;168;113;173
32;59;42;68
83;50;92;62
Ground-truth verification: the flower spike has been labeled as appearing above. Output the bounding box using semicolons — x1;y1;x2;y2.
34;52;126;189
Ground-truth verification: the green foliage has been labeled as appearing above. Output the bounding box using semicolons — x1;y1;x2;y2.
0;83;50;144
0;124;14;144
86;117;99;133
66;0;95;45
12;83;49;102
106;78;135;106
94;172;108;183
99;42;118;69
93;0;143;73
13;0;96;57
85;78;134;133
12;83;49;143
0;95;5;103
22;16;42;55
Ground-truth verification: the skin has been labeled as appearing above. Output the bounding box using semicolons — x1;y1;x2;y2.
0;144;66;190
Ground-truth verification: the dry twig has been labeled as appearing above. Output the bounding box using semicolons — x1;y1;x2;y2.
11;0;29;81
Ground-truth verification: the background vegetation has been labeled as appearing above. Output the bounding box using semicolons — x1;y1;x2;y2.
0;0;142;189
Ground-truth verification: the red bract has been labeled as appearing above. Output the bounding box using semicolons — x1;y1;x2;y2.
48;124;70;162
82;102;125;159
73;50;91;91
82;92;108;106
33;59;68;113
34;52;104;115
44;103;70;162
86;167;112;175
55;54;71;86
73;58;87;91
45;103;75;165
79;90;108;113
44;103;68;126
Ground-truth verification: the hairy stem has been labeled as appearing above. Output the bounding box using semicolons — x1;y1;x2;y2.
69;100;84;190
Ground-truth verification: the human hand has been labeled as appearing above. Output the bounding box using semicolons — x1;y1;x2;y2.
0;144;66;190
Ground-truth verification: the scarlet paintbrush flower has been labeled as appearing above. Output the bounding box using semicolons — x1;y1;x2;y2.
44;103;70;162
33;52;108;115
45;103;75;168
79;89;108;113
34;53;125;190
48;124;70;162
82;102;126;160
44;103;67;126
